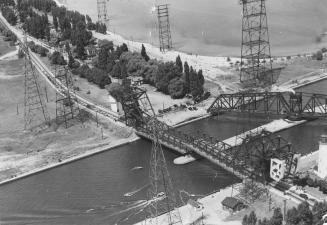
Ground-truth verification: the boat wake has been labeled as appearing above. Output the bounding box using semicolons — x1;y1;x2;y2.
124;184;149;197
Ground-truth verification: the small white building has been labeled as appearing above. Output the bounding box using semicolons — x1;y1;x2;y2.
270;158;286;182
318;135;327;179
108;95;124;116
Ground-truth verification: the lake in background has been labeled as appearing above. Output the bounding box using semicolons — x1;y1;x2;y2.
65;0;327;56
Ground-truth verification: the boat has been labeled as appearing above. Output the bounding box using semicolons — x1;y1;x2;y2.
174;154;197;165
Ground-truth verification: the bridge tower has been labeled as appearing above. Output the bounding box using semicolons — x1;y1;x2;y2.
55;66;81;128
146;118;182;224
240;0;275;87
157;4;172;52
23;33;50;129
97;0;109;24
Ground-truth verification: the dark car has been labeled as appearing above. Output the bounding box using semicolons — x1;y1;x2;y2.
299;193;308;200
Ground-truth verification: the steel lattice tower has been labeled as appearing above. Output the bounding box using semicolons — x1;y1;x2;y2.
23;34;50;129
240;0;274;86
55;66;80;128
147;118;182;225
97;0;109;23
157;4;172;52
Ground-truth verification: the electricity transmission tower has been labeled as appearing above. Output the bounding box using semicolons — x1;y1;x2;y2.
97;0;109;23
23;34;50;129
147;118;182;225
157;4;172;52
55;66;80;128
240;0;278;87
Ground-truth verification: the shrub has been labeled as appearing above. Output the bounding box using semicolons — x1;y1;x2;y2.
316;51;323;60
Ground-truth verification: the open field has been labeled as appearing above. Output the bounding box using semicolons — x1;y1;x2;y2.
0;46;136;184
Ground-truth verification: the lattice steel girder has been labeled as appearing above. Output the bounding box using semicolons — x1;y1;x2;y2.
97;0;108;23
208;92;327;117
157;4;172;52
120;86;155;127
240;0;274;85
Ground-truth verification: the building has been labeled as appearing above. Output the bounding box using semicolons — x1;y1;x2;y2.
85;45;98;58
108;95;124;117
318;135;327;179
221;197;245;213
270;158;286;182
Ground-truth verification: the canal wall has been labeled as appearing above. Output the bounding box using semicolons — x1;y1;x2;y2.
297;150;319;173
0;136;140;186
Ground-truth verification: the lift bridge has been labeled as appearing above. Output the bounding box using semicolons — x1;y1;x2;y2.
119;86;298;181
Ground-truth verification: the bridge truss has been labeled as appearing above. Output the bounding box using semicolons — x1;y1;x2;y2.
208;92;327;117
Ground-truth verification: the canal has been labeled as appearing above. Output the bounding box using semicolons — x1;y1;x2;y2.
0;80;326;224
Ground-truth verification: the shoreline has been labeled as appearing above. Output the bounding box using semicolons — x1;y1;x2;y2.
0;136;140;186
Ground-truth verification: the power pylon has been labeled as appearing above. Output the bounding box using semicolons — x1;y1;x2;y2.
97;0;109;23
240;0;277;87
23;34;50;129
157;4;172;52
147;118;182;225
55;66;80;128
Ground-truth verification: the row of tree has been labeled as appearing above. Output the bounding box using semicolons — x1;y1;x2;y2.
18;0;57;13
72;64;111;89
0;0;15;7
118;44;205;99
1;6;17;26
242;201;327;225
293;175;327;194
24;12;51;40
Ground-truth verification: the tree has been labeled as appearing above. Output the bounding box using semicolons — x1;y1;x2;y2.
258;218;270;225
75;38;86;59
286;207;298;225
312;202;327;224
198;69;205;86
141;44;150;62
270;208;283;225
189;66;204;98
91;67;111;88
53;16;59;31
247;211;257;225
106;83;125;102
184;61;190;93
168;77;186;99
316;50;323;60
242;215;248;225
155;62;181;94
68;53;75;68
50;51;67;65
176;55;183;73
297;202;313;225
